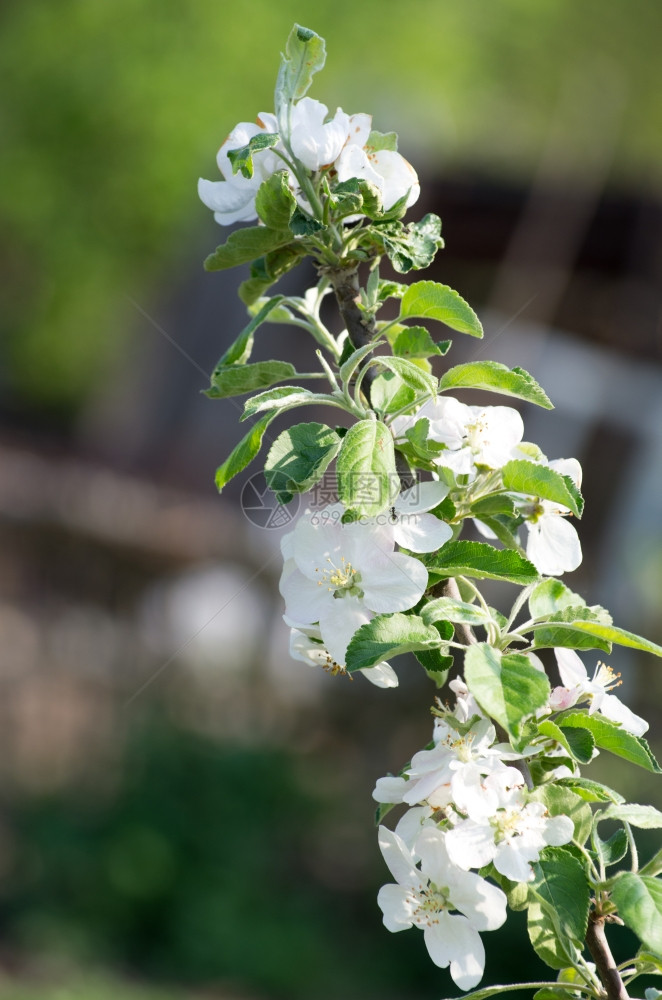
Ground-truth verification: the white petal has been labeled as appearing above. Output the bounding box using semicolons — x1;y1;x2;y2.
473;518;498;541
599;693;649;736
554;648;589;688
360;661;399;688
445;821;496;870
550;457;582;489
415;827;454;886
360;550;428;612
493;842;536;883
543;813;575;846
369;149;420;209
393;512;452;553
290;98;350;170
394;806;434;852
318;599;372;665
335;143;382;190
396;480;449;515
344;112;372;148
526;514;582;576
377;883;415;931
424;913;485;990
197;178;257;224
378;825;420;888
279;565;332;625
373;775;409;803
449;870;507;931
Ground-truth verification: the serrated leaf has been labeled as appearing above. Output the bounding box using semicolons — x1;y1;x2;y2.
426;540;539;585
206;360;298;398
378;356;437;399
204;226;293;272
531;609;662;657
502;460;583;518
440;361;553;408
598;804;662;829
255;170;296;229
345;613;441;672
213;295;286;370
414;647;453;687
529;579;587;620
227;132;280;179
328;177;364;218
557;712;662;772
376;215;444;273
289;208;325;236
400;418;446;463
464;644;550;741
611;872;662;954
241;386;315;420
275;24;325;118
421;597;491;627
215;414;273;492
400;280;483;337
392;326;447;359
538;719;595;765
555;777;624;804
238;244;307;305
336;418;399;516
264;422;341;504
531;847;590;947
527;900;580;971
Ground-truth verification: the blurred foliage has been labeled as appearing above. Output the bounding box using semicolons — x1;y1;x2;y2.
0;974;179;1000
2;0;662;413
0;716;548;1000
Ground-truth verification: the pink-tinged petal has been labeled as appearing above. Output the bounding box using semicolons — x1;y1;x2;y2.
318;599;372;665
424;913;485;990
393;512;452;553
361;551;428;612
526;514;582;576
360;662;398;688
554;648;589;688
378;825;421;888
599;693;649;736
549;685;580;711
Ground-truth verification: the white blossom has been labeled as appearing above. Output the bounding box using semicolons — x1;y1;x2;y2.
279;505;427;665
288;625;398;689
445;768;574;883
523;458;583;576
377;826;506;990
335;113;420;211
289;98;351;171
384;481;453;552
552;648;648;736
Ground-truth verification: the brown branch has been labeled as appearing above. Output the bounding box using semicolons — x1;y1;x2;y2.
328;265;378;405
586;915;630;1000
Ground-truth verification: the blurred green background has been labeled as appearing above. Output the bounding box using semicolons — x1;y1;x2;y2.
2;1;662;998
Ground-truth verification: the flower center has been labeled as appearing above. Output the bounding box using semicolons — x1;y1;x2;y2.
315;556;363;599
412;882;451;926
593;661;621;690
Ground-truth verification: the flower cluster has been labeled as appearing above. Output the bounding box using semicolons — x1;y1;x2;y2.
373;701;574;989
198;97;419;227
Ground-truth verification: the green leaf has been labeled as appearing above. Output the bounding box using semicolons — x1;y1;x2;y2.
328;177;364;218
238;244;307;305
227;132;280;179
289;208;326;236
531;847;590;947
529;579;588;620
400;280;483;337
399;419;446;464
531;609;662;658
377;356;438;399
471;495;520;518
611;872;662;954
375;214;444;273
241;386;315;420
213;295;286;370
530;784;593;846
392;326;447;360
464;644;550;741
339;341;381;386
440;361;553;408
336;418;399;516
426;540;539;585
255;170;296;229
206;360;297;398
421;596;492;627
527;900;580;971
537;719;595;765
367;129;398;152
598;804;662;829
204;226;293;272
264;422;341;504
594;828;629;867
275;24;326;118
501;460;583;518
554;777;624;804
345;613;441;672
557;712;662;773
370;371;418;416
215;414;273;492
